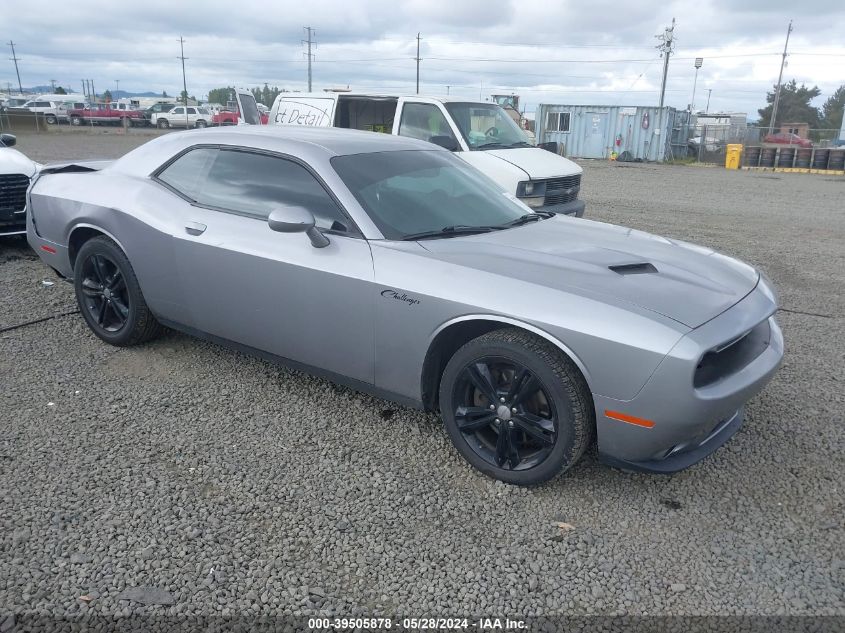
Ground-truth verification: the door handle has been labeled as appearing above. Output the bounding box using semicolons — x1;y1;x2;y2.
185;222;207;236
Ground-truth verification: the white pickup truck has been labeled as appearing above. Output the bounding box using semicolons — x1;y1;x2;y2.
265;93;585;217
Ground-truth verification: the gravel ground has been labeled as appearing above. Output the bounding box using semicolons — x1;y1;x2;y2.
1;133;843;624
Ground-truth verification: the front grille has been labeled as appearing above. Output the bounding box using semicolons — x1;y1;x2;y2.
543;174;581;205
694;319;771;388
0;173;29;217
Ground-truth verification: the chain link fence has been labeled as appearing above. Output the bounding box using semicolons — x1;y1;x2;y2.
669;121;845;169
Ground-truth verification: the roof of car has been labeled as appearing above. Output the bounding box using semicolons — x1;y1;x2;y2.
110;125;444;177
274;92;482;104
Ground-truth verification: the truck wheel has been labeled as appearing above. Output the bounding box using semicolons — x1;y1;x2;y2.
157;119;170;129
45;114;57;125
71;116;82;126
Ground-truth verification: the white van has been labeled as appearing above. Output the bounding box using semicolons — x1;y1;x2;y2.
267;93;585;216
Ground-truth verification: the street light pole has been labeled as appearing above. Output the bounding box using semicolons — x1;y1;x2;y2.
706;89;712;113
691;58;703;112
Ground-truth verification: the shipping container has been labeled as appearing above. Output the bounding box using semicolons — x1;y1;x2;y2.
536;104;680;162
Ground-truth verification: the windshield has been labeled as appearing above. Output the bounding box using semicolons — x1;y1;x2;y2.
445;102;530;150
332;150;531;240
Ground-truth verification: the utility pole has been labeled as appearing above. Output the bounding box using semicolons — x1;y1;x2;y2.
415;33;422;94
178;36;189;127
303;27;315;92
115;79;119;99
654;18;676;161
8;41;23;94
91;80;96;100
656;18;676;110
82;79;86;100
768;20;793;135
50;79;56;92
706;89;712;113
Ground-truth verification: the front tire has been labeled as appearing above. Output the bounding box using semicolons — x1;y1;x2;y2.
157;119;170;129
73;236;164;347
70;116;82;126
439;329;594;485
45;114;57;125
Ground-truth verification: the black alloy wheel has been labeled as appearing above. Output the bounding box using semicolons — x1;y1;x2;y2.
453;358;557;471
79;253;130;333
440;329;593;485
73;236;164;346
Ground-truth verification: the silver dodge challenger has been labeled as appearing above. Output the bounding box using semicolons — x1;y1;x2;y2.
27;127;783;485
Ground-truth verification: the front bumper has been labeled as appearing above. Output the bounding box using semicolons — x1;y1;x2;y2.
542;199;585;217
594;279;783;473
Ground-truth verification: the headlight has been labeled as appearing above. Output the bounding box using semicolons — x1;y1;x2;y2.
516;180;547;199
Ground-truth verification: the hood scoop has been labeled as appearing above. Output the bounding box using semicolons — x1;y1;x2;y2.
609;262;658;275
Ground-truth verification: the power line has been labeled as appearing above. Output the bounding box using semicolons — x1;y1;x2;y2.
8;41;23;94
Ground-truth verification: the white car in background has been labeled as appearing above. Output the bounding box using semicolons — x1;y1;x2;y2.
0;134;39;237
154;106;213;129
22;99;69;124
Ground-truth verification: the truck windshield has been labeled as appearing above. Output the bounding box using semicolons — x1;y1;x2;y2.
332;149;532;240
444;102;531;150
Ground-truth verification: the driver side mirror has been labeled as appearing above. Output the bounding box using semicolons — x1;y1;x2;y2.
0;133;16;147
267;206;330;248
429;135;459;152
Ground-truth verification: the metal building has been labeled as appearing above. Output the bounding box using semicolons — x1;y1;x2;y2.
535;104;681;161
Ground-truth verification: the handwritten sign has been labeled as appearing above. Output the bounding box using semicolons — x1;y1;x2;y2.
274;98;334;127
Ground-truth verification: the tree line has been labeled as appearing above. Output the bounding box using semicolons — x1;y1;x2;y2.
207;85;289;108
757;79;844;133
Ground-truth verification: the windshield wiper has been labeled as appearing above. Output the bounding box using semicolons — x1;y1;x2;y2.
474;142;509;150
502;213;543;227
507;141;533;148
401;225;502;241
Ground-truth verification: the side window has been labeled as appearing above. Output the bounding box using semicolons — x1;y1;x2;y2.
187;107;197;115
398;103;457;145
172;107;184;115
196;150;352;232
157;147;218;201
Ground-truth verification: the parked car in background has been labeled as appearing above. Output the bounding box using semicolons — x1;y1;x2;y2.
2;97;30;109
23;100;69;124
155;106;213;129
69;103;146;127
763;132;813;148
26;126;782;484
268;92;585;216
687;136;723;153
143;103;176;125
0;133;39;237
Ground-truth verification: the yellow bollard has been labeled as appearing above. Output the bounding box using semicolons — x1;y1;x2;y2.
725;144;743;170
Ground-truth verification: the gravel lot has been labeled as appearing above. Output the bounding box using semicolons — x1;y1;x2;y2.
1;130;843;624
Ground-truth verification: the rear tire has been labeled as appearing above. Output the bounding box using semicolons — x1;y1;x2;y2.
439;328;594;485
73;236;164;347
195;119;207;128
45;114;57;125
71;116;82;126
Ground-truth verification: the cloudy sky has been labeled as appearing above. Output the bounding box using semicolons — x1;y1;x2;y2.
3;0;844;120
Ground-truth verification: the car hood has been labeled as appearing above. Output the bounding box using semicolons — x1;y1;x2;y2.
483;147;582;179
0;148;38;177
419;217;759;328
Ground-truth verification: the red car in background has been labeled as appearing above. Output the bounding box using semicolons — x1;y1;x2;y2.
763;132;813;148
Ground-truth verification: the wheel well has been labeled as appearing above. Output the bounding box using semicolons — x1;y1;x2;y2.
420;320;509;411
421;320;594;413
68;227;106;269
